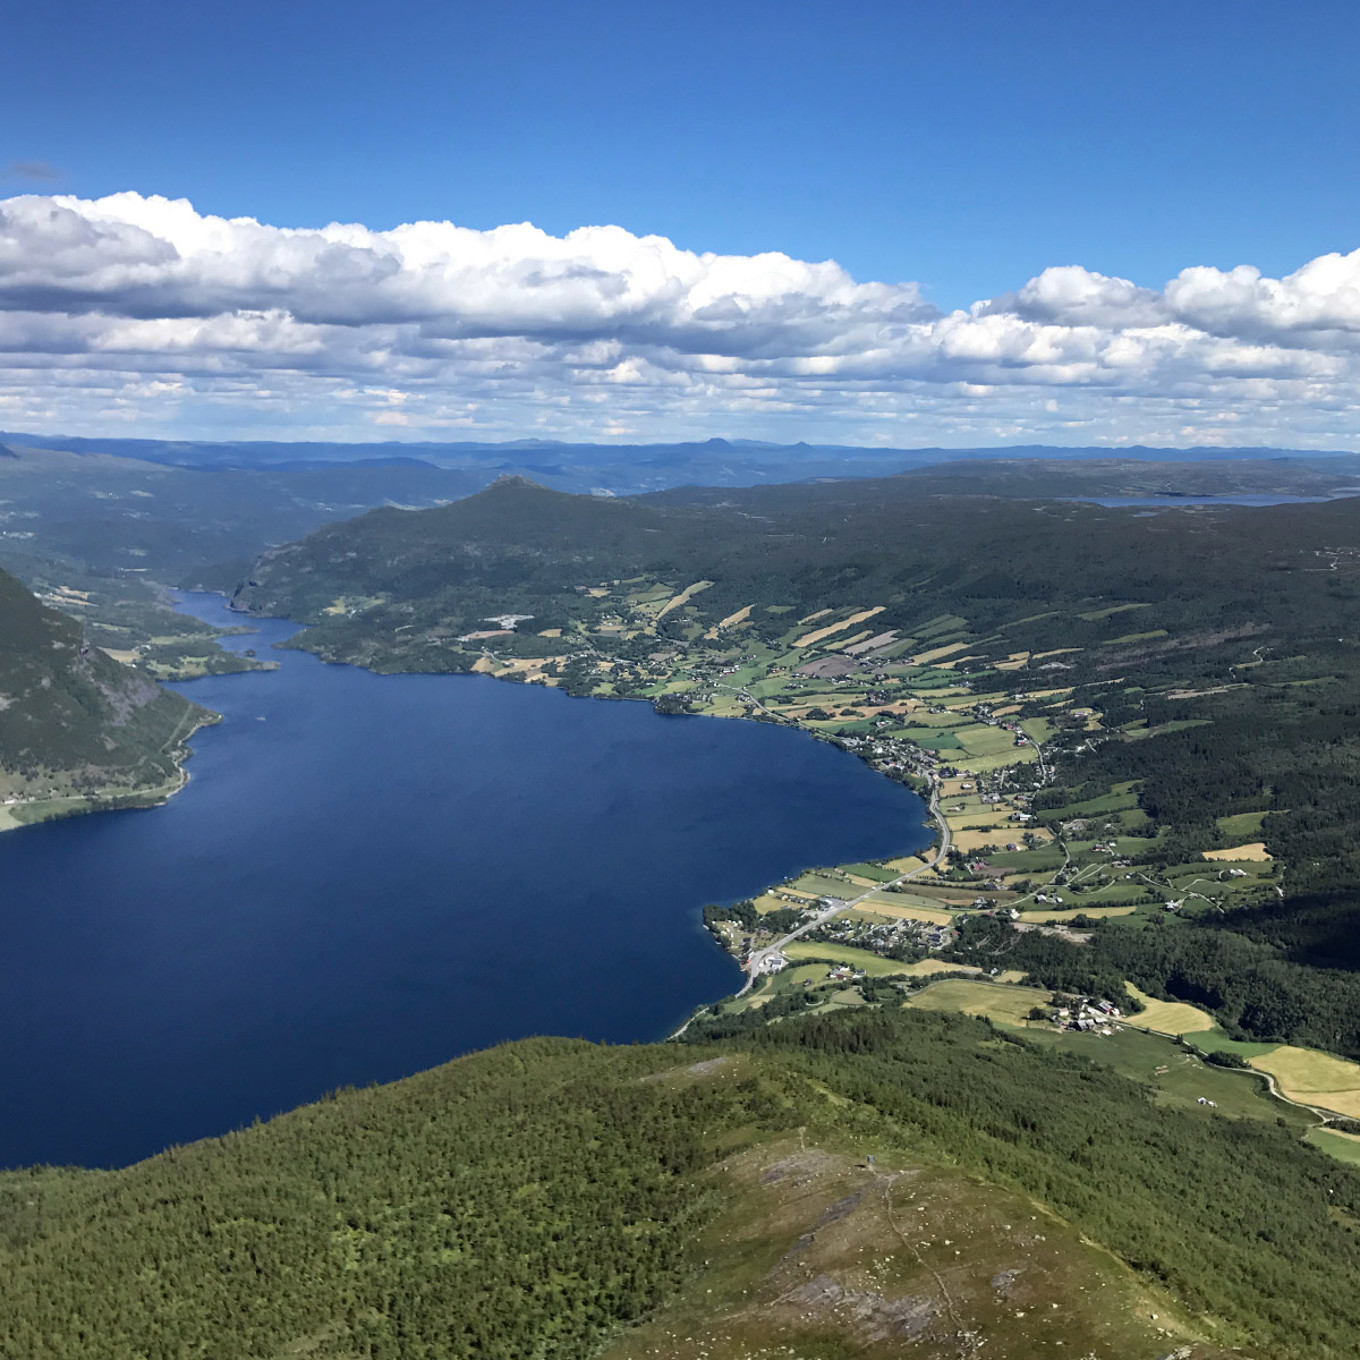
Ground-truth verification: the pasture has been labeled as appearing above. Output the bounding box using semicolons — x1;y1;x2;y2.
781;942;914;976
1203;842;1272;862
1250;1046;1360;1118
1215;810;1268;840
1306;1129;1360;1167
905;978;1051;1026
1124;985;1217;1035
859;894;953;924
1022;906;1137;923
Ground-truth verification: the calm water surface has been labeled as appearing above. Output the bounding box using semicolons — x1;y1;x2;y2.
0;595;929;1169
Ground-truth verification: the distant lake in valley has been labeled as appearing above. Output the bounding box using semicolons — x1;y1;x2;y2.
0;594;930;1170
1065;492;1360;508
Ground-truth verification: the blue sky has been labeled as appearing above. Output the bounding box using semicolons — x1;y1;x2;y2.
4;1;1360;446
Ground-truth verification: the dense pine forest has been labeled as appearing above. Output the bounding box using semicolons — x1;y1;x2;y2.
4;1013;1360;1358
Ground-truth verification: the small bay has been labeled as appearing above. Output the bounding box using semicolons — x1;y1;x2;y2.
0;594;930;1169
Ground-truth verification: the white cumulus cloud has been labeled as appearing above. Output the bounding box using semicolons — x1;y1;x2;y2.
1;191;1359;446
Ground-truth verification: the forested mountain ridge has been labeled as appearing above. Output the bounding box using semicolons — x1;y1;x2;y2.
2;438;1351;685
5;1009;1360;1360
0;565;209;827
235;470;1360;643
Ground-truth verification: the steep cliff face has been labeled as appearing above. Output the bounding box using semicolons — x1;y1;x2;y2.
0;566;209;819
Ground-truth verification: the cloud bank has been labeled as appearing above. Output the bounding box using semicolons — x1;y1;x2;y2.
2;191;1359;446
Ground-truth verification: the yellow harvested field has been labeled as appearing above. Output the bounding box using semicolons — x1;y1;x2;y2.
472;656;564;683
996;969;1027;984
798;607;833;625
951;827;1017;853
914;641;970;664
1123;984;1216;1035
654;580;714;621
1203;842;1272;862
750;893;791;914
537;627;562;638
940;777;978;796
994;652;1032;671
716;604;753;630
899;959;982;978
826;630;874;653
100;648;139;665
793;606;885;648
884;854;931;874
1024;906;1136;923
859;896;952;925
872;699;923;716
1250;1046;1360;1118
843;874;882;889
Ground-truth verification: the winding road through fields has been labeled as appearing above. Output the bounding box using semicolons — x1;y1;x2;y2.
737;778;953;995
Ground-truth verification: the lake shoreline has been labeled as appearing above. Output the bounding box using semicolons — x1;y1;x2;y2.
0;704;222;835
0;591;928;1169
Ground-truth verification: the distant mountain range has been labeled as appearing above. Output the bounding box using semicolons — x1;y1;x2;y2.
6;431;1356;600
4;429;1357;493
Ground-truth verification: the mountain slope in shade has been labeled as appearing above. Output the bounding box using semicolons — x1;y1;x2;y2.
0;565;210;826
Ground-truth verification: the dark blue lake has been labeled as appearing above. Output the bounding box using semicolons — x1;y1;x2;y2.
0;594;930;1170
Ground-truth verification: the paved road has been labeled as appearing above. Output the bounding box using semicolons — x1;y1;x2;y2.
1022;721;1051;784
738;778;953;995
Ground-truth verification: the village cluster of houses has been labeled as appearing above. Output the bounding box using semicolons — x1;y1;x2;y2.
838;731;940;782
1050;996;1123;1035
808;910;955;956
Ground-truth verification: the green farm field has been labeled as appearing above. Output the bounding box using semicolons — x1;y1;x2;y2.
780;941;917;975
905;978;1051;1025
